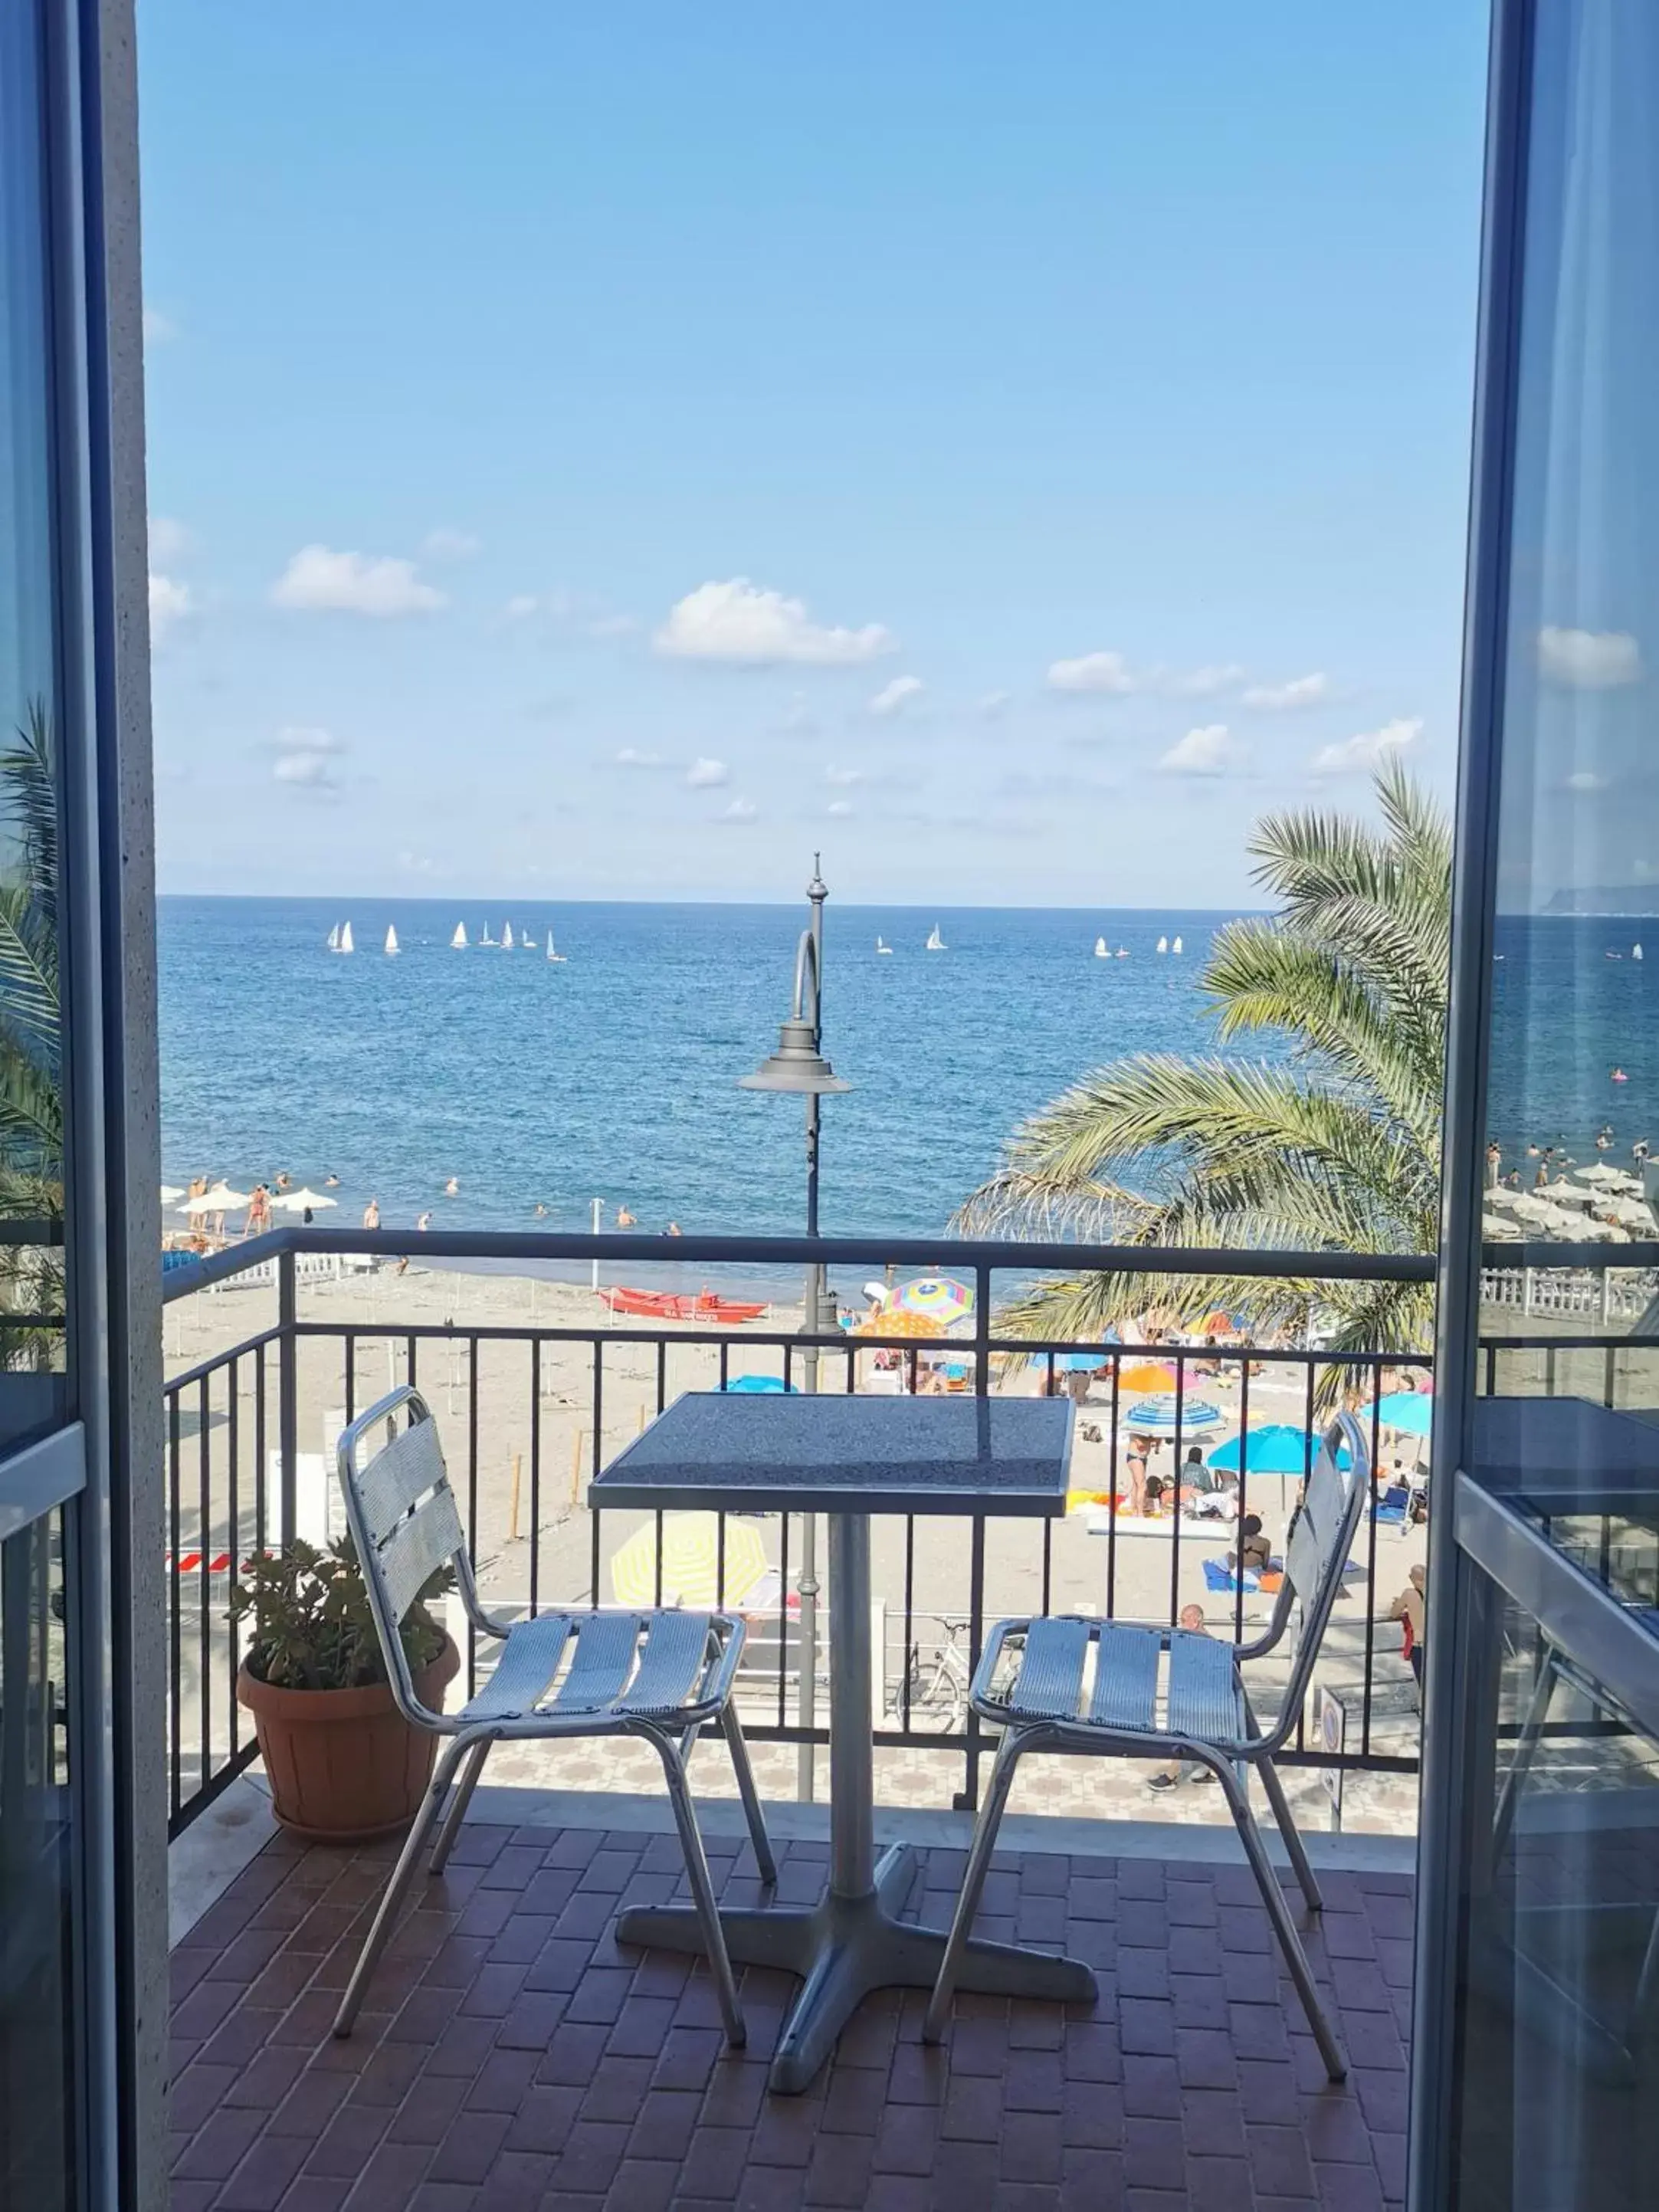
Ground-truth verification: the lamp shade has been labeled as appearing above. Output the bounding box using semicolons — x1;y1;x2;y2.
739;1016;851;1095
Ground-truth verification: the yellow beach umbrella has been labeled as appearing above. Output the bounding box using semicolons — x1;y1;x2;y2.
610;1512;770;1610
855;1308;946;1340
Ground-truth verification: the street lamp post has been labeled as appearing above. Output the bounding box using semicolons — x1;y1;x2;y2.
739;856;849;1801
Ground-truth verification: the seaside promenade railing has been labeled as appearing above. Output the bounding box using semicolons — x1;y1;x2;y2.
156;1226;1654;1838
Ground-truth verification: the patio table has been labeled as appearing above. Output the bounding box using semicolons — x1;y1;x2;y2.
590;1390;1097;2091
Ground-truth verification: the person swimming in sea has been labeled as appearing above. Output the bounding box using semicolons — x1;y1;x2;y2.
444;1177;459;1196
323;1172;339;1187
617;1205;637;1228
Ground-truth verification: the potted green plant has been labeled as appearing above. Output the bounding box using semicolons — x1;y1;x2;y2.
231;1538;460;1842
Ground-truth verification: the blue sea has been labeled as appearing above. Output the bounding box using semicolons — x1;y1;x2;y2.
156;901;1659;1253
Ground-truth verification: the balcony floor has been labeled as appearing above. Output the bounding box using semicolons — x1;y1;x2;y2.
169;1812;1413;2212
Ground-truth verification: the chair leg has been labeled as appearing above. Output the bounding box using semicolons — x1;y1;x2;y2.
334;1736;466;2038
922;1728;1025;2044
720;1700;778;1886
430;1735;492;1874
644;1726;746;2048
1254;1750;1323;1913
1210;1755;1346;2081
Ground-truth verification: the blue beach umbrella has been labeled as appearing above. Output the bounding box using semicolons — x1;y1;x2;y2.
721;1374;799;1393
1123;1394;1225;1436
1208;1425;1352;1475
1375;1391;1433;1436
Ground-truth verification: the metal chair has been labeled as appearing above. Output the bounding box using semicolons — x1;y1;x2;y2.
923;1410;1369;2079
330;1387;777;2046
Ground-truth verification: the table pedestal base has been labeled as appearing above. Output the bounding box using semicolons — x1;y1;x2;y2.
615;1842;1097;2092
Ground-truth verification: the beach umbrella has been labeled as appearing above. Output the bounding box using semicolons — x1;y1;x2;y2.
160;1184;184;1205
720;1374;799;1393
888;1275;975;1325
1208;1424;1319;1475
1375;1391;1433;1436
854;1308;946;1339
1118;1360;1177;1395
610;1512;769;1610
1123;1394;1226;1436
182;1185;250;1213
1575;1162;1635;1188
1056;1349;1108;1373
269;1187;338;1213
1481;1212;1522;1240
1602;1194;1654;1226
1197;1310;1235;1334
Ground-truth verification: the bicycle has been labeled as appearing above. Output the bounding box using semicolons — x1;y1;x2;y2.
888;1616;973;1734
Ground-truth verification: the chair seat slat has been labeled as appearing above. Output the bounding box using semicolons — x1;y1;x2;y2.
621;1612;714;1715
378;1488;464;1625
1166;1629;1242;1741
1006;1617;1091;1719
1087;1625;1161;1730
554;1611;644;1712
461;1613;573;1720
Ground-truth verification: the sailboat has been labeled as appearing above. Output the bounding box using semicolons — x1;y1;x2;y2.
383;924;399;957
1156;935;1168;953
502;922;515;950
520;932;538;949
876;936;893;955
1172;935;1183;954
1635;944;1645;961
326;923;341;952
1116;945;1129;957
546;934;567;963
480;923;497;945
451;922;467;949
339;921;354;955
926;924;947;952
1093;936;1109;959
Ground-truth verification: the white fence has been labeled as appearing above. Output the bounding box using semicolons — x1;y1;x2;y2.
1479;1265;1654;1323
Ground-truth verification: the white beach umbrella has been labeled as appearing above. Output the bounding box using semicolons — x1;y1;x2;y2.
1602;1194;1654;1227
1575;1161;1636;1188
160;1185;184;1204
181;1184;250;1213
269;1187;338;1213
1481;1212;1521;1240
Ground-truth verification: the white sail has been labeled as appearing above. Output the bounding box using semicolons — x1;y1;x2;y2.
451;922;467;949
339;921;354;954
1635;944;1645;960
502;922;514;949
521;933;537;949
1116;945;1128;957
1172;934;1183;954
480;923;496;944
326;923;340;951
384;924;399;957
1156;935;1168;953
876;936;892;954
1093;936;1108;958
926;924;946;951
546;934;566;962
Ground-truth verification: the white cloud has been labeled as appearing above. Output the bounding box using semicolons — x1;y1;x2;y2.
271;544;445;616
825;765;865;786
720;798;759;823
615;747;669;769
143;307;177;346
654;578;894;665
421;527;480;561
1048;650;1138;694
1241;671;1329;711
1566;770;1610;793
149;573;192;643
686;757;730;789
1310;716;1423;775
149;516;190;563
1047;651;1244;697
869;674;924;717
1538;626;1643;688
826;799;854;819
1159;724;1240;777
977;689;1011;718
270;728;346;793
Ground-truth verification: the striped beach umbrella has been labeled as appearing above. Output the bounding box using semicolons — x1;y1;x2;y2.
610;1513;769;1610
1123;1394;1226;1436
888;1275;975;1325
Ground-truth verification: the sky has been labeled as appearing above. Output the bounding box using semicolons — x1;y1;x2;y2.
136;2;1490;906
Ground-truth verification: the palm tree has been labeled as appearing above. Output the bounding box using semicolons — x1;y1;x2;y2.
0;700;64;1360
958;760;1448;1370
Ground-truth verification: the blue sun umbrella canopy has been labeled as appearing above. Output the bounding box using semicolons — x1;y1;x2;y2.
1208;1424;1351;1475
1375;1390;1433;1436
720;1374;800;1393
1123;1393;1225;1436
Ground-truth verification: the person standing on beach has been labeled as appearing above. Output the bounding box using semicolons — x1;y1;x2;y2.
362;1197;380;1231
1126;1434;1152;1517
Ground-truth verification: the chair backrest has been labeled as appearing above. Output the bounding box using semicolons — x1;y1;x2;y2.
1274;1410;1371;1717
337;1386;467;1721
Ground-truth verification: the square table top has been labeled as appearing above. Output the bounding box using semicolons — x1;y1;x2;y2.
589;1391;1074;1518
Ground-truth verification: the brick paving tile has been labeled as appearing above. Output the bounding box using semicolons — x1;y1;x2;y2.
166;1822;1415;2212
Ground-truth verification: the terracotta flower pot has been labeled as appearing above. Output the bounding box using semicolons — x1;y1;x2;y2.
237;1636;462;1843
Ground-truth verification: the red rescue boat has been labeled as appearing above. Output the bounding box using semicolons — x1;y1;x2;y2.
600;1286;766;1324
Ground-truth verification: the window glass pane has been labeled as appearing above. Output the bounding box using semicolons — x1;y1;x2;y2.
0;1505;77;2210
0;0;66;1443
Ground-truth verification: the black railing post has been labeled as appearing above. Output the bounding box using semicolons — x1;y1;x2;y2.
958;1264;994;1813
277;1247;297;1547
